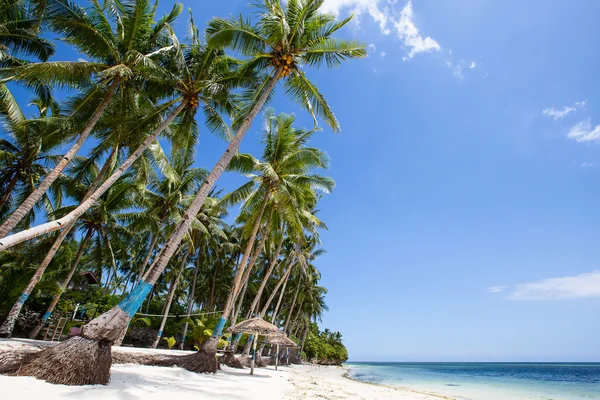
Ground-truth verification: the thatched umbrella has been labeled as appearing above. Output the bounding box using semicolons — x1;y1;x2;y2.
264;335;297;370
227;318;283;375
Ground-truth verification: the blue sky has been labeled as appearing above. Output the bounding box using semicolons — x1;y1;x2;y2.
10;0;600;362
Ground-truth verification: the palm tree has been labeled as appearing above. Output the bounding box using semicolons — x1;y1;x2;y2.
0;25;247;384
120;0;365;374
0;15;238;250
0;96;63;221
0;164;138;337
0;0;54;118
0;0;181;238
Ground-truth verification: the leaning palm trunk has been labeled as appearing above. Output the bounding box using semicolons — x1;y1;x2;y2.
270;265;294;321
150;248;190;349
135;231;160;286
229;211;274;352
0;79;119;239
0;101;187;250
0;147;118;338
260;260;294;318
0;71;282;384
299;323;309;358
284;277;302;334
179;252;200;350
0;175;18;211
289;299;304;337
137;68;284;374
246;231;285;319
29;229;94;339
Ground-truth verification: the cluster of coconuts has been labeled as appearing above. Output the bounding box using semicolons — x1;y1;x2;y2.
187;94;200;108
272;48;296;77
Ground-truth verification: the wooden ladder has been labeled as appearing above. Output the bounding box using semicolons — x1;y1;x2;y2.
42;317;67;341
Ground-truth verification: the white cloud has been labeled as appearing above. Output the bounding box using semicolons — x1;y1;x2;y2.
380;51;386;57
506;271;600;300
368;43;377;52
395;1;441;60
580;162;594;168
322;0;440;60
469;61;476;69
542;100;586;120
322;0;391;35
568;119;600;142
487;285;507;293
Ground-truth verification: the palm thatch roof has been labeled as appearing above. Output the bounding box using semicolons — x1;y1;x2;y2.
227;318;283;336
264;335;297;347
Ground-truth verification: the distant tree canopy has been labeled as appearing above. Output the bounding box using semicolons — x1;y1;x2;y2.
303;322;348;365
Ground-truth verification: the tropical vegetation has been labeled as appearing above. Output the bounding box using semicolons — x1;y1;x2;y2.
0;0;365;384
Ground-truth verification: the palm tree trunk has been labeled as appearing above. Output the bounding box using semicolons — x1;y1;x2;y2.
0;174;18;211
260;260;294;318
299;323;309;358
150;247;190;349
283;276;302;334
29;229;94;339
271;266;294;322
207;257;220;311
0;145;119;338
246;229;285;319
289;299;304;337
179;249;201;350
0;100;187;250
135;230;160;286
0;78;119;239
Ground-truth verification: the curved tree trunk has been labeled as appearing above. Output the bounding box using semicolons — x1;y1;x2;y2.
246;229;285;319
150;247;190;349
260;259;294;318
270;264;294;321
289;299;304;337
0;101;187;250
135;231;160;286
284;277;302;334
29;229;94;339
179;249;201;350
0;174;18;212
0;145;118;338
0;78;119;239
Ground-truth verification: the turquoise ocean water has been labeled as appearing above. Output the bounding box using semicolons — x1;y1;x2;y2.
346;362;600;400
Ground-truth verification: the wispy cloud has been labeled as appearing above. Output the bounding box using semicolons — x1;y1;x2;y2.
568;119;600;142
486;285;507;293
323;0;440;60
542;100;586;120
380;51;386;57
504;271;600;300
394;1;441;60
469;61;476;69
580;162;594;168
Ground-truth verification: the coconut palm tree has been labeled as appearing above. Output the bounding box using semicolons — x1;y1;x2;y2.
0;15;239;250
121;0;364;373
0;96;63;221
0;25;248;384
0;0;54;116
0;164;138;337
0;0;181;238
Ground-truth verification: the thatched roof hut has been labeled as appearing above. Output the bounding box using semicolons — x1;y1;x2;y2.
227;318;283;336
264;335;297;347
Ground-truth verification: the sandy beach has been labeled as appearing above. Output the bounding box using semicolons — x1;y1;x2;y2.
0;339;450;400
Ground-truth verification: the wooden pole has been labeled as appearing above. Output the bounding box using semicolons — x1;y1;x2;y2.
250;333;258;375
275;343;279;370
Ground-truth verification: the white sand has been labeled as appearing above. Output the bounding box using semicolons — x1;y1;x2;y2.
0;339;452;399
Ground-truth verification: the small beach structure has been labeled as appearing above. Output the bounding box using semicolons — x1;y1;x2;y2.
227;318;284;375
264;335;297;370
